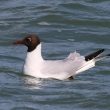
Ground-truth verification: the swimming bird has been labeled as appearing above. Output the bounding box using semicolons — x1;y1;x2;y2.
14;34;110;80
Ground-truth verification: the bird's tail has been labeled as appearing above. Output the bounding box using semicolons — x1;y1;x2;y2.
75;49;109;75
94;53;110;62
85;49;105;61
85;49;110;62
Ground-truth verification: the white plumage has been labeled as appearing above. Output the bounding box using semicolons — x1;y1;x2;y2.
24;44;95;80
14;34;108;80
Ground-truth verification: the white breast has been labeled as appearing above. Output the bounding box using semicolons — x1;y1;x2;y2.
24;44;44;77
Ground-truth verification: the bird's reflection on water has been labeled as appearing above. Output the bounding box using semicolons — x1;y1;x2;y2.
23;76;44;90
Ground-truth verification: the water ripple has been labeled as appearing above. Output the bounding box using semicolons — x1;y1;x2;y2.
0;0;110;110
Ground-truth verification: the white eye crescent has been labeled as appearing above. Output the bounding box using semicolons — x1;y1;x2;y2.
27;38;32;42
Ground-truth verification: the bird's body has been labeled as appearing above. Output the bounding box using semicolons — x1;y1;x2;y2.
23;43;95;80
14;34;109;80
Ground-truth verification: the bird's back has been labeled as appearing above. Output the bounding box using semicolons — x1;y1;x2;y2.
41;52;86;80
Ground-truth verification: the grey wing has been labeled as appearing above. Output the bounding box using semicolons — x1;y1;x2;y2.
41;52;86;80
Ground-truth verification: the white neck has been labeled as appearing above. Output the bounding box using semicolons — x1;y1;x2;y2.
25;43;43;63
23;43;43;76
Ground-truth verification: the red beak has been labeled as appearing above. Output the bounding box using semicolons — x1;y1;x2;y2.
13;39;24;45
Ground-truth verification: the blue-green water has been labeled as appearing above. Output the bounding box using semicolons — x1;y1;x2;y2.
0;0;110;110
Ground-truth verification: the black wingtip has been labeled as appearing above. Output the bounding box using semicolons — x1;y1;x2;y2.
85;49;105;61
106;54;110;56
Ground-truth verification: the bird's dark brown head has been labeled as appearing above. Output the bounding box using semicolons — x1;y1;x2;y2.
14;34;40;52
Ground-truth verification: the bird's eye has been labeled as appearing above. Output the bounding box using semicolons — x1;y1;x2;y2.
26;37;32;42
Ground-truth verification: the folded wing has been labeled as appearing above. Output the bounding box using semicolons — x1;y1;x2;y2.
41;52;87;80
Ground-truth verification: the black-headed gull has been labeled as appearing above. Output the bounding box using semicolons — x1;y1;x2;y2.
14;34;110;80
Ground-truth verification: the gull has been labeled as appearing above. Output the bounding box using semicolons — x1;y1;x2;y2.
14;34;110;80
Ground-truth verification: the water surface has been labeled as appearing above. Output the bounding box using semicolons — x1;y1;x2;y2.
0;0;110;110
